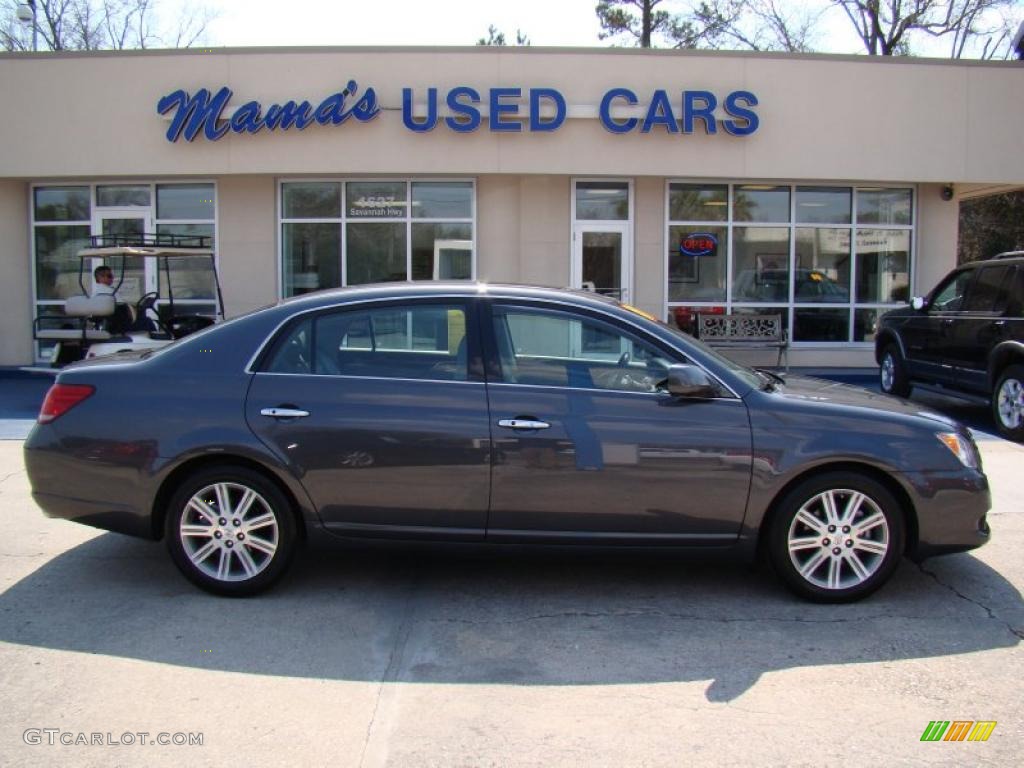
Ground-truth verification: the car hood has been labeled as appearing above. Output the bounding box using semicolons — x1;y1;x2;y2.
769;374;960;429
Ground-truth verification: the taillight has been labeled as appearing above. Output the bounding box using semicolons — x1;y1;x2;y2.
38;384;95;424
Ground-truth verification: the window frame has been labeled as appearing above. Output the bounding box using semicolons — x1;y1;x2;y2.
663;180;916;347
277;178;477;298
253;297;484;384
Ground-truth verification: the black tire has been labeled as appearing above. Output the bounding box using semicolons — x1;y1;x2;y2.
879;343;911;398
992;364;1024;442
165;466;297;596
768;471;905;603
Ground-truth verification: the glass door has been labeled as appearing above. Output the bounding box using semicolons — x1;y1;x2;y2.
572;223;631;304
93;209;153;302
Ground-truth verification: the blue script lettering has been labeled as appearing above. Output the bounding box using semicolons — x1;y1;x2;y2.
158;80;380;142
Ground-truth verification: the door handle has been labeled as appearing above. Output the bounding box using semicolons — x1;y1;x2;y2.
497;418;550;430
260;407;310;419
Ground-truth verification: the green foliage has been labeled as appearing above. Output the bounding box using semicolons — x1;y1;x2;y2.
959;191;1024;263
477;24;530;46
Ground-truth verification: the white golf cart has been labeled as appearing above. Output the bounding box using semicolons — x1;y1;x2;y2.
32;234;225;368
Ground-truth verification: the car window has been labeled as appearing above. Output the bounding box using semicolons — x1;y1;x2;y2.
963;265;1013;313
1008;267;1024;318
262;304;468;381
930;270;973;313
492;305;679;394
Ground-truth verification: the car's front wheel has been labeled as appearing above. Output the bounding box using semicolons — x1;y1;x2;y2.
165;466;297;596
993;364;1024;442
768;472;905;602
879;344;911;398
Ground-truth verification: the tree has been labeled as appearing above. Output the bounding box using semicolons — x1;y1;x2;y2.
959;191;1024;263
595;0;742;49
831;0;1021;58
476;24;530;46
722;0;822;52
1;0;215;51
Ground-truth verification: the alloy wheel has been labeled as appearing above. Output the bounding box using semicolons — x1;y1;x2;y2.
996;376;1024;430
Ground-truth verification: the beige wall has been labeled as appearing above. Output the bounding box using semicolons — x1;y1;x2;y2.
916;183;960;297
216;175;278;316
0;181;31;366
0;48;1021;185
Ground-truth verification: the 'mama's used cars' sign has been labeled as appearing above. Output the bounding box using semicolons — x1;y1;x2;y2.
157;81;759;142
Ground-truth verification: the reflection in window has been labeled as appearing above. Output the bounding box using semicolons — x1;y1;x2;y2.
346;223;406;285
794;308;850;342
796;187;851;224
34;187;90;222
35;225;91;300
412;223;472;280
575;181;629;220
412;182;473;219
282;223;341;296
347;181;406;219
732;227;791;302
97;185;151;207
795;229;851;303
856;229;910;303
283;182;341;219
669;183;728;222
157;184;215;220
734;185;790;223
495;307;674;393
857;188;912;225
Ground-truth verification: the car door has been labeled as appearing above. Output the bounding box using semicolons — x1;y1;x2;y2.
245;299;491;540
482;300;753;544
902;268;974;385
952;264;1016;394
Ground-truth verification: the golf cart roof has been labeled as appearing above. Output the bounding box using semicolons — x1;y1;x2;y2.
78;233;214;259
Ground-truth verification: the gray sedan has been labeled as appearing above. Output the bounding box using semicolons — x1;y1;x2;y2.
24;284;991;601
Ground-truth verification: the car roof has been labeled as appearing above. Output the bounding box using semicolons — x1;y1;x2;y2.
278;282;625;312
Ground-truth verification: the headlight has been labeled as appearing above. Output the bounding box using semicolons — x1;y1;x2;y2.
936;432;979;470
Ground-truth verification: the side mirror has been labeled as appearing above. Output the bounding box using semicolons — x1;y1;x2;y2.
911;296;927;311
664;364;716;399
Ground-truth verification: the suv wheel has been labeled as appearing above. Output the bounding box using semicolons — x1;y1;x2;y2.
768;472;905;603
879;344;912;398
993;364;1024;441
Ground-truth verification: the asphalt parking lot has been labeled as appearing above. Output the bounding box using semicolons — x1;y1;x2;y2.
0;375;1021;766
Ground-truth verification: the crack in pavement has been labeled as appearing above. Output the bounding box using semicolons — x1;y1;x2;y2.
0;469;26;485
358;582;419;768
916;562;1024;641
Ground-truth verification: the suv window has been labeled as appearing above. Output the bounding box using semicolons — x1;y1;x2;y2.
963;265;1013;313
930;270;973;312
492;305;680;394
262;303;469;381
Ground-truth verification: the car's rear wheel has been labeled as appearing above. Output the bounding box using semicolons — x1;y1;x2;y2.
165;466;297;596
879;344;911;398
993;364;1024;441
768;472;905;603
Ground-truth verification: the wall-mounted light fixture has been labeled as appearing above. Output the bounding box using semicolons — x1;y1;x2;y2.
941;185;954;201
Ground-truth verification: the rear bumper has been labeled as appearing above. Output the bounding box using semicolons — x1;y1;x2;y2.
31;490;154;539
899;469;991;559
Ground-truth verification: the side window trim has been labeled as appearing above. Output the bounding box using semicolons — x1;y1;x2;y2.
480;298;735;397
255;297;484;382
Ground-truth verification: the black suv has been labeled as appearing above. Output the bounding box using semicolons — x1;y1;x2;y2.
876;252;1024;440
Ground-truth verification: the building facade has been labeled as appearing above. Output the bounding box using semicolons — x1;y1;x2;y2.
1;46;1021;367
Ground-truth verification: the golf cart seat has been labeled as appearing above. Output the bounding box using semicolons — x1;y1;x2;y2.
35;295;116;341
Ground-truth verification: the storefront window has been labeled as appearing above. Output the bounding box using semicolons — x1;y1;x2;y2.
857;188;912;225
97;185;150;207
856;229;911;303
283;222;341;295
346;223;406;285
575;181;629;220
157;184;215;220
280;179;476;295
733;185;790;223
732;227;791;302
668;224;727;302
796;187;851;224
667;182;913;345
35;225;91;299
669;183;728;222
34;187;89;222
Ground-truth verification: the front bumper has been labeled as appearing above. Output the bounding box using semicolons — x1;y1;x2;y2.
899;468;991;559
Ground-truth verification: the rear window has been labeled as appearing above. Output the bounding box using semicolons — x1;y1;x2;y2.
260;303;468;381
